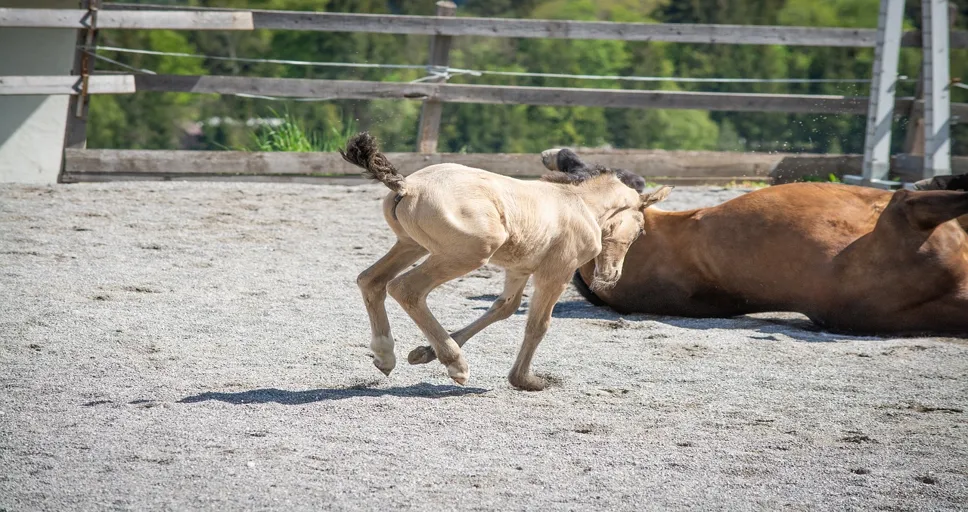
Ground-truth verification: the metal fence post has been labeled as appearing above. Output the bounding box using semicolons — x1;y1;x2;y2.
845;0;905;189
416;1;456;154
921;0;953;179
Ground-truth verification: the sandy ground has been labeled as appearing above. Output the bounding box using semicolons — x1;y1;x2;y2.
1;181;967;511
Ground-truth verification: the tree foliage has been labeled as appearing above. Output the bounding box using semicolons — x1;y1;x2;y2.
88;0;967;154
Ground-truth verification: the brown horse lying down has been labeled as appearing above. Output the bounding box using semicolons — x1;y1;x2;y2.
546;151;968;335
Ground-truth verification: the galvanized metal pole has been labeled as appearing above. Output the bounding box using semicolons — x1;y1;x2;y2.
921;0;952;179
845;0;905;188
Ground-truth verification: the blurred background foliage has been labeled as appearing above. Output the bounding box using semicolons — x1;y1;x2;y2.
89;0;968;154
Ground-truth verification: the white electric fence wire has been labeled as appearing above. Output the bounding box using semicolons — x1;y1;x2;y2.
89;45;891;88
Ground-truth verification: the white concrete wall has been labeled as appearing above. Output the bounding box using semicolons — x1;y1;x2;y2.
0;0;79;183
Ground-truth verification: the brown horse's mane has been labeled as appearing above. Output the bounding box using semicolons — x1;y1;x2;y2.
539;148;646;193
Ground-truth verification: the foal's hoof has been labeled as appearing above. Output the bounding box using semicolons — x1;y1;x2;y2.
407;345;437;365
445;357;470;386
508;373;547;392
372;354;396;377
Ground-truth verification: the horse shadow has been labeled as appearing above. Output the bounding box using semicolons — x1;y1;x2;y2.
465;294;887;343
554;299;967;341
468;294;617;321
178;382;489;405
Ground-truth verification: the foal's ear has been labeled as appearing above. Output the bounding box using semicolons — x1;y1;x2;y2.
641;186;674;208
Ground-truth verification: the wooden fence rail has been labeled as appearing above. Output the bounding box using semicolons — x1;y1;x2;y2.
99;3;968;49
62;148;784;178
57;148;802;186
133;75;872;114
3;5;967;48
0;75;135;95
0;8;253;30
60;149;968;185
5;74;968;119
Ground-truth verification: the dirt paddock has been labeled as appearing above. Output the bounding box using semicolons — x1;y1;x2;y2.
1;181;966;510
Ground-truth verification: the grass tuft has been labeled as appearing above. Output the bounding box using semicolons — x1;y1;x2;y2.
800;173;842;183
248;108;356;152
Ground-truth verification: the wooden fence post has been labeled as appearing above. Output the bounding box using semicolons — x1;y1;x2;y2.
63;0;100;152
416;1;456;154
902;74;926;155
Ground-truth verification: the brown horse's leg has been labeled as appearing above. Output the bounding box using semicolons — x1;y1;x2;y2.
408;271;529;365
507;274;569;391
357;241;428;376
824;189;968;333
894;189;968;231
912;176;968;232
388;255;488;385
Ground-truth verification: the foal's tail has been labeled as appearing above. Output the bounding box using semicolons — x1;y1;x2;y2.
339;132;406;193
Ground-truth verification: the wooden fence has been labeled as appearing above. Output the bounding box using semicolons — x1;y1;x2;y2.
16;74;968;117
60;148;792;186
59;148;968;186
0;2;965;185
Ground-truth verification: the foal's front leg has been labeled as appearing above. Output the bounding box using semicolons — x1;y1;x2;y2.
508;274;570;391
408;270;529;365
357;241;428;376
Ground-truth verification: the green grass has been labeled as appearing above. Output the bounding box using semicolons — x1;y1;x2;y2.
725;180;769;189
800;173;842;183
248;109;356;152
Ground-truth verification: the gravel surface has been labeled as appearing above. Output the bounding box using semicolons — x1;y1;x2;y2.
1;181;966;511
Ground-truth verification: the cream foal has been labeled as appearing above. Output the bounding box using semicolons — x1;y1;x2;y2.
341;133;670;390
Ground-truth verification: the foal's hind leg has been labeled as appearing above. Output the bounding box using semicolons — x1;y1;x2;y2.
357;241;428;376
388;255;489;385
408;271;529;365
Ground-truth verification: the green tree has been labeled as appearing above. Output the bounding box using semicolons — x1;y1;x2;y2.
441;0;720;152
87;0;964;156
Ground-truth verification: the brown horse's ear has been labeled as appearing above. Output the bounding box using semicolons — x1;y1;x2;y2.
641;186;674;208
540;149;563;171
